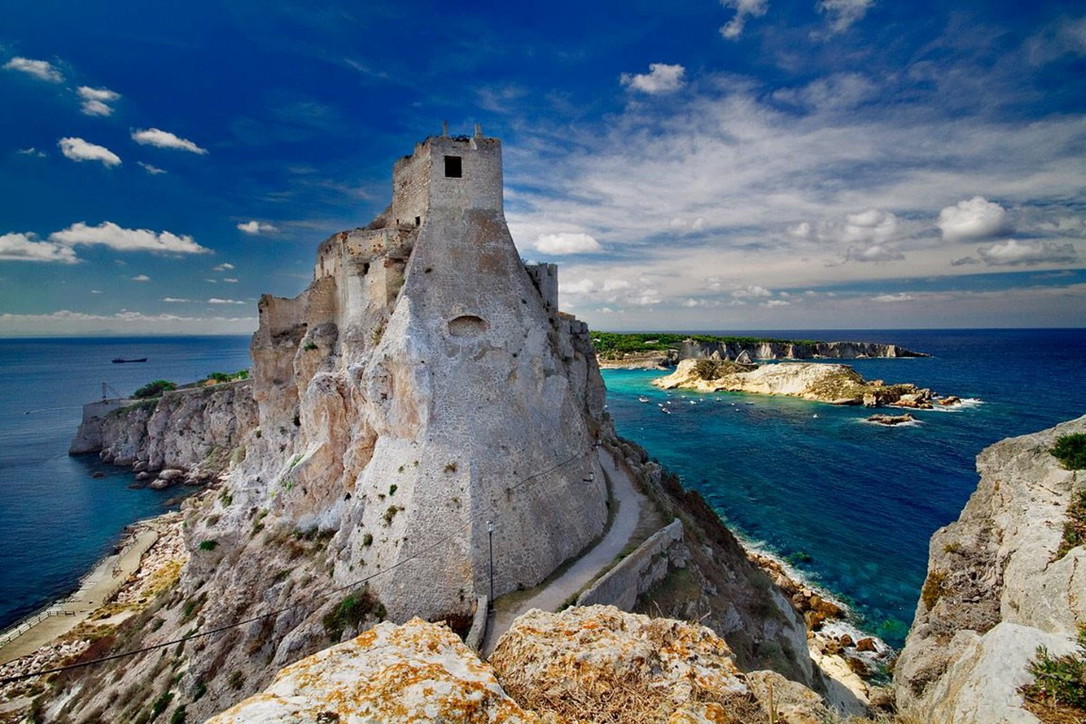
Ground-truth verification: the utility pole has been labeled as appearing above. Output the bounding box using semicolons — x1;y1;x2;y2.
487;520;495;613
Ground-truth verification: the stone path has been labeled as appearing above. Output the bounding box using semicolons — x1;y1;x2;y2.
0;530;158;666
482;446;644;655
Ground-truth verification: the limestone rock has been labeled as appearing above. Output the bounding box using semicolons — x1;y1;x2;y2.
653;359;945;408
894;414;1086;722
207;618;545;723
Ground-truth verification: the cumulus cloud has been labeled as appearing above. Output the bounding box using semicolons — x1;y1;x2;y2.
223;277;239;283
817;0;874;33
0;232;78;263
848;244;904;262
137;162;167;175
58;137;121;167
132;128;208;154
77;86;120;116
3;57;63;83
873;293;914;303
842;209;900;244
620;63;686;94
976;239;1078;266
602;279;630;292
162;297;191;303
562;278;596;295
732;284;773;298
720;0;768;39
208;298;245;305
17;147;46;158
236;220;278;235
50;221;211;255
534;232;602;254
213;263;235;271
131;274;150;282
938;196;1011;242
763;299;790;307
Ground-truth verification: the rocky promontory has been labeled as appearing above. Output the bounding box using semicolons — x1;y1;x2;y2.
654;357;959;409
894;414;1086;723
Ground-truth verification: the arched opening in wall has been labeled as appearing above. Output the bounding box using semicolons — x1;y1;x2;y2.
447;315;489;337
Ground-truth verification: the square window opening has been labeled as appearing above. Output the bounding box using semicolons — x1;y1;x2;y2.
444;155;463;178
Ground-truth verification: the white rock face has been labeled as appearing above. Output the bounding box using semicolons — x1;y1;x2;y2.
207;618;543;723
894;414;1086;722
210;607;829;724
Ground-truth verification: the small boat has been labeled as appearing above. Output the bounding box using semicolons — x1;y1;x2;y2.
112;357;148;363
660;407;671;414
638;396;650;403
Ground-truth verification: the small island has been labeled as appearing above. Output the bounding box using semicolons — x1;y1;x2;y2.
654;358;961;409
593;332;926;369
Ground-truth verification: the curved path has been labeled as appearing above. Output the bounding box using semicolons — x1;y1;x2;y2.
0;530;158;666
482;446;644;655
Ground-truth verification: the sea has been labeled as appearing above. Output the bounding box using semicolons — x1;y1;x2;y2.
0;330;1083;648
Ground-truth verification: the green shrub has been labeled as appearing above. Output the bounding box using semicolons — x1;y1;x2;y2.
1021;627;1086;714
1057;489;1086;559
169;706;186;724
133;380;177;399
322;591;386;642
150;691;173;719
1052;434;1086;470
198;540;218;552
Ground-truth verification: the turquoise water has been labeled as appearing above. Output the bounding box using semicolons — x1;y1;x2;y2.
603;329;1086;646
0;336;252;630
1;330;1083;648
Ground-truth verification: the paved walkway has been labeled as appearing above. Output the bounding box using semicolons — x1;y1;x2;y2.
482;446;644;655
0;530;159;665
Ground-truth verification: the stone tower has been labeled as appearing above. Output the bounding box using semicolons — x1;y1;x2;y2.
233;128;609;622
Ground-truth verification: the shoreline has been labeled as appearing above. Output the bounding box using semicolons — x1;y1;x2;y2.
0;511;188;712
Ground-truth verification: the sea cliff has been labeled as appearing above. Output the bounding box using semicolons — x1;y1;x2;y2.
894;414;1086;723
31;133;831;723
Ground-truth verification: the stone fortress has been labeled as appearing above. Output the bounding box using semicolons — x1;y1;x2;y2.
233;124;611;623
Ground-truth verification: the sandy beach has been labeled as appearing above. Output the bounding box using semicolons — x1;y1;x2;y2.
0;512;188;715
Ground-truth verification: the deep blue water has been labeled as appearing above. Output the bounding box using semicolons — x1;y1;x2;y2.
1;331;1083;648
603;329;1086;646
0;336;252;631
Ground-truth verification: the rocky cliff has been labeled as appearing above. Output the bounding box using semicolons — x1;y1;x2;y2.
654;358;958;409
40;133;830;722
894;415;1086;723
209;606;830;724
679;339;925;361
69;381;257;486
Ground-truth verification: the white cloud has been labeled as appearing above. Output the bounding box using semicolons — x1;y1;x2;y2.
58;137;121;167
848;244;904;262
976;239;1078;266
842;209;900;244
50;221;211;255
732;284;773;298
162;297;191;303
223;277;239;283
16;148;46;158
720;0;768;39
213;263;235;271
602;279;630;292
236;220;278;235
132;128;208;154
208;298;246;305
938;196;1011;242
534;232;602;254
817;0;874;33
3;57;63;83
873;293;914;303
77;86;120;116
0;232;78;263
90;289;102;294
763;298;790;307
0;310;258;335
137;161;167;175
131;274;150;282
562;278;596;295
620;63;686;94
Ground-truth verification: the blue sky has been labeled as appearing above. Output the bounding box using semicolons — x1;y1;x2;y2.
1;0;1083;334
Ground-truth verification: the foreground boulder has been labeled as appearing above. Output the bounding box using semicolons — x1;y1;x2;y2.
211;606;830;724
894;415;1086;723
208;617;543;723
